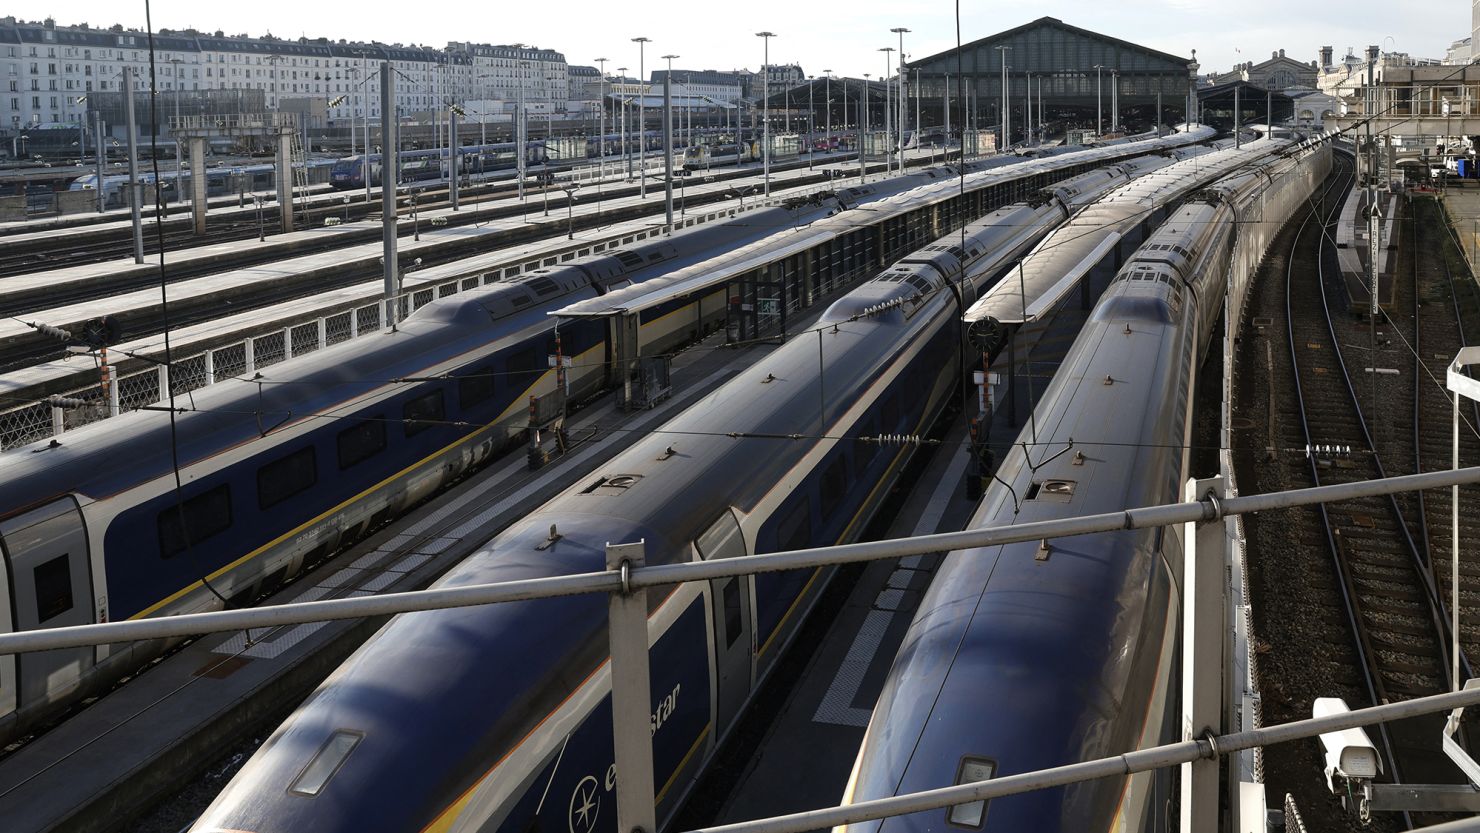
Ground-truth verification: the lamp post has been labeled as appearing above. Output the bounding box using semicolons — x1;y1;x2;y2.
996;45;1011;149
1111;69;1119;132
564;182;581;238
517;59;530;202
1025;71;1032;144
861;73;871;182
891;27;909;171
662;54;680;148
594;57;608;186
617;67;630;180
632;37;650;198
1094;64;1104;135
879;47;894;171
358;49;371;206
168;58;183;204
756;31;775;196
807;76;814;167
823;70;832;155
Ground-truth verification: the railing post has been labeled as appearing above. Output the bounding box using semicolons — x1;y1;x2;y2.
244;338;255;374
350;308;360;340
204;349;215;387
50;403;64;437
317;317;327;350
158;363;170;404
1181;475;1227;832
283;326;294;360
606;540;657;833
107;370;120;416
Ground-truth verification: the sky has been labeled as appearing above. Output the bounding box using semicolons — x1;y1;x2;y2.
33;0;1470;79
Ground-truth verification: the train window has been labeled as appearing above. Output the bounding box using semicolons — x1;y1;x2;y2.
776;499;811;552
257;446;318;510
402;389;445;438
819;457;848;520
458;366;495;410
696;511;745;561
503;347;544;394
946;757;995;828
881;392;902;432
158;484;233;558
337;418;387;470
289;731;363;797
722;579;743;649
33;554;73;623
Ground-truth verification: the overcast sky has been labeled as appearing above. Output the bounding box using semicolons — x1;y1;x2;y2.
37;0;1469;79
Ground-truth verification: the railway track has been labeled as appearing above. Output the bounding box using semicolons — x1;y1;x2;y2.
0;176;547;280
1239;149;1480;830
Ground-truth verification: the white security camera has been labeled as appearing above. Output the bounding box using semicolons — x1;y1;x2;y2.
1313;697;1380;816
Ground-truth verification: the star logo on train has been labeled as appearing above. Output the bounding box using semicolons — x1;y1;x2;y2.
569;775;601;833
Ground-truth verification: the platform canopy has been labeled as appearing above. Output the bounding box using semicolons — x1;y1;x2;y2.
903;17;1196;133
1195;81;1296;129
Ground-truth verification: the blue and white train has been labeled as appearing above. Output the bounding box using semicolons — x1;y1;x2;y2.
69;158;340;210
188;159;1152;833
0;129;1212;750
329;142;550;189
833;139;1333;833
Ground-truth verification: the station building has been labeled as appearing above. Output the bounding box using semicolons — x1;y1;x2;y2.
903;17;1198;141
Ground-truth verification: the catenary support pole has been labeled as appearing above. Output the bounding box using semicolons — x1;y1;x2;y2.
607;541;657;833
94;111;104;214
664;75;674;232
449;107;459;211
1181;475;1226;831
123;66;144;264
381;62;399;328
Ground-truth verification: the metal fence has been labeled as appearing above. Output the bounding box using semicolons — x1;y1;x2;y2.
0;179;842;452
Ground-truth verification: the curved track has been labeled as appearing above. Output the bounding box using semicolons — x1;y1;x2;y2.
1242;151;1480;829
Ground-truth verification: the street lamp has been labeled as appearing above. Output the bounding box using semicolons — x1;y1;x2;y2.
996;46;1011;149
594;57;608;186
662;53;680;160
1111;69;1119;132
756;31;775;196
617;66;630;180
1094;64;1104;135
169;58;184;204
879;47;895;171
823;70;832;155
632;36;651;198
891;27;909;171
564;182;581;238
517;60;530;202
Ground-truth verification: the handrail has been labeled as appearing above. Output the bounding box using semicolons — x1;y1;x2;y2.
0;465;1475;655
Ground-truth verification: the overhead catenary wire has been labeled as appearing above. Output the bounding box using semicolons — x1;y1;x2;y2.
142;1;232;609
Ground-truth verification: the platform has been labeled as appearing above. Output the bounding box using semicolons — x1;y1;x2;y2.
1442;183;1480;280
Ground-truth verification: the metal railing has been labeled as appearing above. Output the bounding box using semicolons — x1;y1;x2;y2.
0;466;1477;833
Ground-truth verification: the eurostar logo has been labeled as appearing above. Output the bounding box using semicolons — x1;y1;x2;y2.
569;775;601;833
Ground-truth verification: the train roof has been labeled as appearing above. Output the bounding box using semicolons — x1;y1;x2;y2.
554;129;1217;320
962;136;1285;326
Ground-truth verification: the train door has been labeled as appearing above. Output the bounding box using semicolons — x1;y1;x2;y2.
694;510;753;733
0;497;95;714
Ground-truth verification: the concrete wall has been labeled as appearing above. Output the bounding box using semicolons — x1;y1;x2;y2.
56;191;96;214
0;196;26;221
